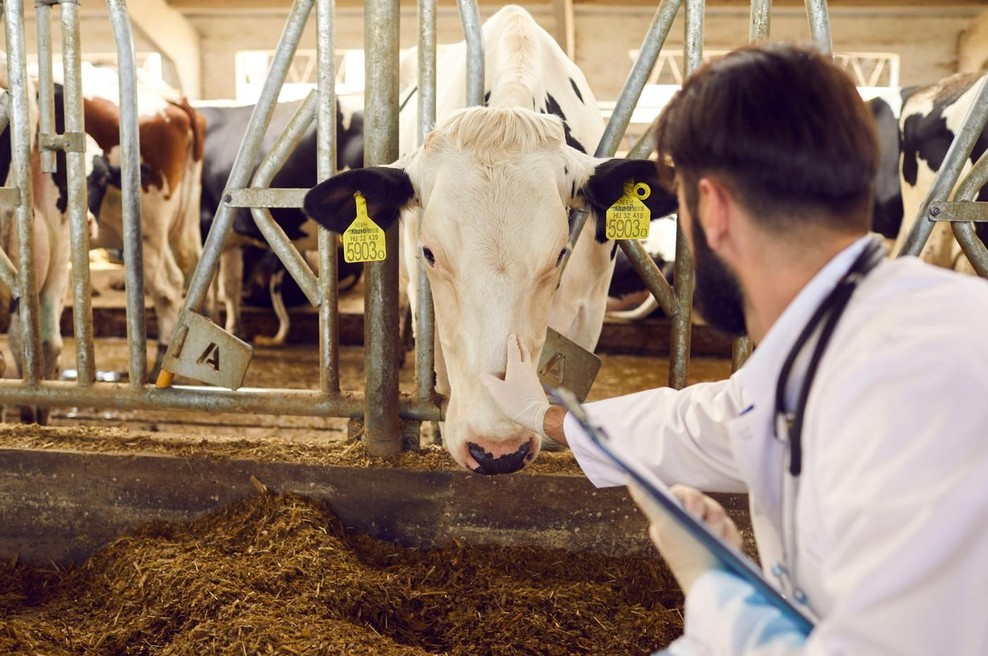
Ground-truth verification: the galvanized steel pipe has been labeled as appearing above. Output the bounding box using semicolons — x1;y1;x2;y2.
804;0;833;55
457;0;484;107
417;0;438;407
363;0;402;455
750;0;771;41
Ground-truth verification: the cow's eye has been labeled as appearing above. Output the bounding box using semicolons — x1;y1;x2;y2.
555;248;568;267
422;246;436;267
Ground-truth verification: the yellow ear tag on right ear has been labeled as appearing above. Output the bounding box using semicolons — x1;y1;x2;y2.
605;181;651;240
342;191;387;263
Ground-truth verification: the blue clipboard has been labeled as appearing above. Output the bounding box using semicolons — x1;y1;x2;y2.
551;386;816;635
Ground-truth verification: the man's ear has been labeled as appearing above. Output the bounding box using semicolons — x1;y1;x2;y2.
576;157;678;242
303;166;417;233
695;177;731;248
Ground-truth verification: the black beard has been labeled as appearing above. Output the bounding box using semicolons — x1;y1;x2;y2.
691;217;748;338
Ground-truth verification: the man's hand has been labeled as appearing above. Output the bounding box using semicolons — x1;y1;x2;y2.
628;482;743;594
482;334;551;439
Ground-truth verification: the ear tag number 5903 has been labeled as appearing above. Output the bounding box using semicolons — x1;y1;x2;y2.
605;181;651;241
342;191;387;263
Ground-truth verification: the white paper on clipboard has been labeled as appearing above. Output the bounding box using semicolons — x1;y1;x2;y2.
551;386;816;635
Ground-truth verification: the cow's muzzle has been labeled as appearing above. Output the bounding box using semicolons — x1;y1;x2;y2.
467;441;533;475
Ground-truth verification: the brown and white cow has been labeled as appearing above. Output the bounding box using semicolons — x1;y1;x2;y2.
82;65;206;378
304;6;676;474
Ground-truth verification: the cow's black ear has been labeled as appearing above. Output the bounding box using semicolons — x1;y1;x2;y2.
303;166;415;233
580;158;678;242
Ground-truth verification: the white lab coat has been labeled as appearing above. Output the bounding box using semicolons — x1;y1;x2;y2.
566;237;988;655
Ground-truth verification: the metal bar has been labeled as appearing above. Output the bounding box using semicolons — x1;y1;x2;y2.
456;0;484;107
899;76;988;258
316;0;340;395
750;0;771;41
617;239;679;316
5;0;42;385
597;0;682;159
176;0;313;320
62;0;96;385
417;0;438;408
669;0;703;390
363;0;402;455
106;0;148;387
34;1;57;173
0;380;442;421
247;91;321;308
804;0;833;55
929;200;988;223
947;145;988;277
225;188;308;208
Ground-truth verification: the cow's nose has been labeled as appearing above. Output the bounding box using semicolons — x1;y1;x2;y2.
468;441;532;475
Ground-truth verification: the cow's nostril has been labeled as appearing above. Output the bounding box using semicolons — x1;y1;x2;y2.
468;441;532;475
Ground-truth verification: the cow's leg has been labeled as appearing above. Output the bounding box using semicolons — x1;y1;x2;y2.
219;244;245;338
143;230;188;382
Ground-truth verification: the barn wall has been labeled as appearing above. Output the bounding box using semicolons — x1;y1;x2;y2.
1;4;982;100
182;3;983;101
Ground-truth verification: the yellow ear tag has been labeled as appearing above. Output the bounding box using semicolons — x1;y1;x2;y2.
605;181;651;240
342;191;387;263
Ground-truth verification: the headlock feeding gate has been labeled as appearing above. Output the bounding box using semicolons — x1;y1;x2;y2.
0;0;986;453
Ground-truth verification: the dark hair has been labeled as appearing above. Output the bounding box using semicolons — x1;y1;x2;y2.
655;42;878;233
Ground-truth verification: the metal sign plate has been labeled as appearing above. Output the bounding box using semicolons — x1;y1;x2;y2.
538;327;601;402
161;312;253;390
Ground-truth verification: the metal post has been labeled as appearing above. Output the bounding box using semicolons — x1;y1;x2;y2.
456;0;484;107
669;0;703;390
417;0;438;410
34;1;57;174
804;0;833;55
5;0;42;385
62;0;96;384
316;0;341;396
106;0;148;387
750;0;771;42
363;0;401;455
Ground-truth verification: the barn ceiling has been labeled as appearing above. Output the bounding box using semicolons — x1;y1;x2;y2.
165;0;988;9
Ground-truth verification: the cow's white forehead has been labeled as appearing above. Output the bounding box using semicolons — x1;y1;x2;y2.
429;106;566;162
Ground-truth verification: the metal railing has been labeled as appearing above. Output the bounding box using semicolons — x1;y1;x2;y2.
0;0;983;450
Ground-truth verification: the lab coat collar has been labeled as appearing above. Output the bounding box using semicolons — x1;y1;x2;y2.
735;234;877;416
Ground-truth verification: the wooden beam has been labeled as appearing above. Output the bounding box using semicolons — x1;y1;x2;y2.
553;0;576;58
129;0;202;99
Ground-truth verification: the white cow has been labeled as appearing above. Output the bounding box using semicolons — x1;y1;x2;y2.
305;6;676;474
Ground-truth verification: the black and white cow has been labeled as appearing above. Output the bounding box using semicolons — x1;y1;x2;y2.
304;5;676;474
868;72;988;271
196;98;364;343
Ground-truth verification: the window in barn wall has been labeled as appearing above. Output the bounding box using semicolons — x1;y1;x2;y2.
235;49;365;103
25;52;166;87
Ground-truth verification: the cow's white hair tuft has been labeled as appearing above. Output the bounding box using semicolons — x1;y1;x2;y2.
434;106;565;165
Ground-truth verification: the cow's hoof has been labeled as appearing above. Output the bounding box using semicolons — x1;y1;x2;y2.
19;405;50;425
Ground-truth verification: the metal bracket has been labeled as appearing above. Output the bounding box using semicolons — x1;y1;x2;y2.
160;312;253;390
929;200;988;223
538;327;601;402
40;131;87;153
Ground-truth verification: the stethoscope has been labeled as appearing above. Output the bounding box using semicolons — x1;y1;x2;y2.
771;234;888;603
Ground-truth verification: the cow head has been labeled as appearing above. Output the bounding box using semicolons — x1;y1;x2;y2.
304;106;675;473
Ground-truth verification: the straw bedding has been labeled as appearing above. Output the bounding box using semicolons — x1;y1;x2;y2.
0;490;684;655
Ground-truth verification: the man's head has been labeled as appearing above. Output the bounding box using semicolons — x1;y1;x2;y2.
654;43;880;336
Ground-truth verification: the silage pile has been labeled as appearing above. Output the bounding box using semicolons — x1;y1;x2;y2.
0;491;684;655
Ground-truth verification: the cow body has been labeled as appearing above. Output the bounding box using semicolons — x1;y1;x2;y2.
83;66;206;378
305;5;675;473
868;73;988;271
0;69;75;422
196;99;364;343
